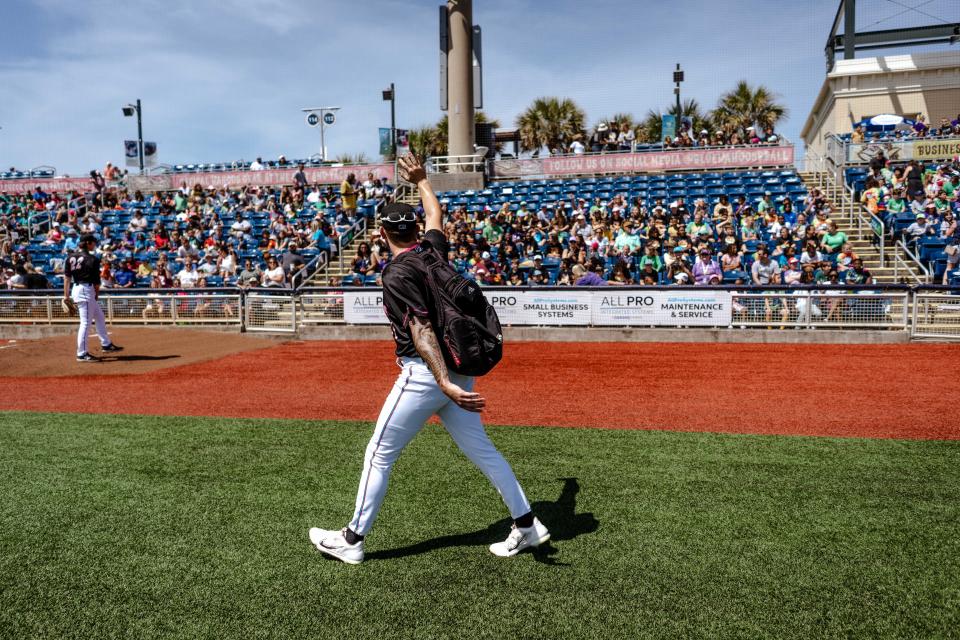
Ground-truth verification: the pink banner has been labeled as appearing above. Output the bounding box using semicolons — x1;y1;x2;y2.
490;145;794;179
0;163;396;195
168;164;396;190
0;177;93;195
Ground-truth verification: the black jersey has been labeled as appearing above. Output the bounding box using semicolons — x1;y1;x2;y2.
66;251;102;285
382;229;448;358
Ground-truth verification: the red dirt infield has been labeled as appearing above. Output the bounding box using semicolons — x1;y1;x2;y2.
0;330;957;440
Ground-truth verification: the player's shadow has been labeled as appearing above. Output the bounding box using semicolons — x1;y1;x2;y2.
101;354;180;362
367;477;598;565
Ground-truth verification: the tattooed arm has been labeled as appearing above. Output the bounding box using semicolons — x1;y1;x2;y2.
409;315;486;412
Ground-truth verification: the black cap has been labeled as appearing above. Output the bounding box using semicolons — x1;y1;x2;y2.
80;233;97;245
379;203;418;233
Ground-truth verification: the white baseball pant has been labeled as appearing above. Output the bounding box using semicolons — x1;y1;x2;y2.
72;283;111;356
348;356;531;535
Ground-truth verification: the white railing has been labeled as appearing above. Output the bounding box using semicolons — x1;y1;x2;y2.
427;154;486;174
912;288;960;340
893;241;931;284
0;290;243;325
854;205;886;267
337;216;368;272
2;285;957;339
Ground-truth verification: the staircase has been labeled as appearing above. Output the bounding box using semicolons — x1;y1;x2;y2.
797;171;905;283
304;228;372;286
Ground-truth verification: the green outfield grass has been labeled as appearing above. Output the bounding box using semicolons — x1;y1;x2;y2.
0;412;958;639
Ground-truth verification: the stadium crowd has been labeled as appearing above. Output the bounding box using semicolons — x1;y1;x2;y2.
362;186;876;289
855;155;960;283
569;123;781;155
850;113;960;143
0;168;391;290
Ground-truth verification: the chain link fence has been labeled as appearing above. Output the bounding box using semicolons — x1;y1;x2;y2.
245;290;297;332
1;286;957;339
0;291;242;326
730;290;909;330
912;289;960;340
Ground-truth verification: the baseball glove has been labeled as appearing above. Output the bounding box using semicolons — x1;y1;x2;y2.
61;297;78;315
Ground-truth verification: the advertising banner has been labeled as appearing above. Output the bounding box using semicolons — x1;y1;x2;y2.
591;290;732;326
488;145;794;179
167;163;397;190
379;128;392;157
0;162;397;195
124;141;158;168
342;290;387;324
845;137;960;164
661;114;676;142
486;290;592;326
0;177;92;195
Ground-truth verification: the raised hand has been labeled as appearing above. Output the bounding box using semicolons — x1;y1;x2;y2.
397;154;427;185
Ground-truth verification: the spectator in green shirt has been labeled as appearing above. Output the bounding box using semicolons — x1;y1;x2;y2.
820;222;847;255
638;245;663;272
482;217;503;244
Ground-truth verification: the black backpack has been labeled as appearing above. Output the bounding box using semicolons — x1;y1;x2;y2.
389;244;503;377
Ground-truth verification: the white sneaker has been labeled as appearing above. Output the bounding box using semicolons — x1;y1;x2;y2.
309;527;364;565
489;518;550;557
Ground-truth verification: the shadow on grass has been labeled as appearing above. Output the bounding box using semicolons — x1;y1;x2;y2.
367;477;598;565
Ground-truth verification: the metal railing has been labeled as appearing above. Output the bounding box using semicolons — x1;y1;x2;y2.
427;154;486;174
855;205;886;267
913;286;960;339
337;216;368;271
893;240;931;284
3;285;958;339
291;250;328;289
831;133;960;166
0;289;242;326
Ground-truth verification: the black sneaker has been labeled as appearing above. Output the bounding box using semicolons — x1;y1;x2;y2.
76;353;100;362
101;343;123;353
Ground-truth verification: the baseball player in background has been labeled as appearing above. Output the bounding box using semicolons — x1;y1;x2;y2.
63;233;123;362
309;155;548;564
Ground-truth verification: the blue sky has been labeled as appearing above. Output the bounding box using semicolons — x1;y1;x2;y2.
0;0;955;174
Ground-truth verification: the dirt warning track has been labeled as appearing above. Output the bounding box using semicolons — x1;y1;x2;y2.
0;332;957;440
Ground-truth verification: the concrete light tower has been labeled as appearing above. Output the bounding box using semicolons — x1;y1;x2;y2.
446;0;475;161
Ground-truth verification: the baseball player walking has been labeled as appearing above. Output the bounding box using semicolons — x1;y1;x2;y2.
63;233;123;362
310;155;548;564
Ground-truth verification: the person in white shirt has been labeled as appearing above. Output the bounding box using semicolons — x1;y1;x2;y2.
307;188;321;205
127;211;148;233
261;256;286;288
569;136;585;155
176;260;201;288
230;215;252;239
250;157;264;171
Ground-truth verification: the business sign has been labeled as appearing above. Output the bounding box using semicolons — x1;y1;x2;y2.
591;290;732;326
343;291;387;324
845;137;960;164
306;113;320;127
323;112;336;126
488;145;795;179
485;290;592;326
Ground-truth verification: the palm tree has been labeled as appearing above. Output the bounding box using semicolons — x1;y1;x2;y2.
406;126;443;163
515;97;586;153
432;111;503;155
711;81;787;135
638;100;711;141
333;152;368;164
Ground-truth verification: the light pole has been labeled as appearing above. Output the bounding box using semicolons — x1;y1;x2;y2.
382;83;396;157
122;99;144;175
673;64;683;124
302;106;341;162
